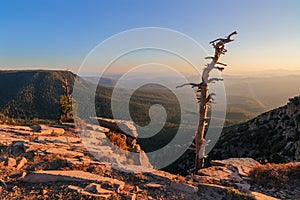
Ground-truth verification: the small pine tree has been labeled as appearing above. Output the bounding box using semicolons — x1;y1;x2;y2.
59;95;72;120
59;76;76;123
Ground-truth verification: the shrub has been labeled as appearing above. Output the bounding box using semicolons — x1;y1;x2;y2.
249;163;300;188
106;131;128;151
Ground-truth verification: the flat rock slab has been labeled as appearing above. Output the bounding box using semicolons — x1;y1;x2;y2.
198;166;242;182
68;185;112;198
84;183;114;194
0;125;64;135
144;170;178;182
211;158;260;168
22;170;124;186
94;117;138;138
112;164;153;174
211;158;261;176
169;182;198;194
34;136;81;144
46;148;84;157
0;125;32;131
0;133;29;146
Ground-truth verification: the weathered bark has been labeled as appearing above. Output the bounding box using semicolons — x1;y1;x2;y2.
195;84;208;169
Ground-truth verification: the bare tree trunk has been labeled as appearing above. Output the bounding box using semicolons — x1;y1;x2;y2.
195;84;208;169
178;31;237;172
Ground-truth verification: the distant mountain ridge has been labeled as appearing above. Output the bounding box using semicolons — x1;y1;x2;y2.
209;95;300;163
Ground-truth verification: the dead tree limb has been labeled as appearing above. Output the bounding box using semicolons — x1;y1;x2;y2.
176;82;204;89
216;62;227;66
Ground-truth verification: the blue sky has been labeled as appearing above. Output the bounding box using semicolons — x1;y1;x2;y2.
0;0;300;74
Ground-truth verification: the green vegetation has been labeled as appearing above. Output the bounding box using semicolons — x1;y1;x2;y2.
59;95;73;121
0;70;75;120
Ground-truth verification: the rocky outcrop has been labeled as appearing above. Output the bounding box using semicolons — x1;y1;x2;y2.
93;117;138;138
197;158;260;192
83;123;152;168
0;125;278;199
210;95;300;163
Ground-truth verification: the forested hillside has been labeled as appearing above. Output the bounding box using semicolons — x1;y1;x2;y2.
0;70;75;120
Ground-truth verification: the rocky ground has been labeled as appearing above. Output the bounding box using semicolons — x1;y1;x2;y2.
0;124;293;199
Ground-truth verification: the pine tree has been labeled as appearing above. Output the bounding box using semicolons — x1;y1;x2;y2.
59;76;74;123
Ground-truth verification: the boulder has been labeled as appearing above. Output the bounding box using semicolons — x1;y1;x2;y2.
30;124;41;132
8;141;26;155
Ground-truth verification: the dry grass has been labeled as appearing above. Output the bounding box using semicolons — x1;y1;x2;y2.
176;174;186;183
226;188;255;200
106;131;128;151
249;163;300;188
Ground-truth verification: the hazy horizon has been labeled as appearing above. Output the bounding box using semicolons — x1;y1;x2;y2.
1;67;300;77
1;1;300;74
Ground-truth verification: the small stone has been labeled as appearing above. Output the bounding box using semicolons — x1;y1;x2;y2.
116;183;125;193
20;171;27;178
84;183;113;194
122;193;137;200
5;158;17;167
134;185;142;193
16;157;27;170
31;124;41;132
131;193;137;200
0;160;5;167
42;189;47;195
144;183;163;189
0;179;7;188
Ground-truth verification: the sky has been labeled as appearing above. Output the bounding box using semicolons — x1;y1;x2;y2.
0;0;300;74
